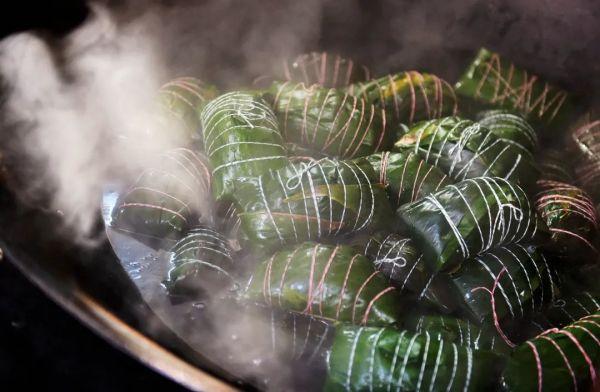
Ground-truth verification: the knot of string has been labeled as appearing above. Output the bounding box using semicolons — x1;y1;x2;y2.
285;158;324;189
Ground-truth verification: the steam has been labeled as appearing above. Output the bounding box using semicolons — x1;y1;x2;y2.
0;5;175;244
0;1;327;244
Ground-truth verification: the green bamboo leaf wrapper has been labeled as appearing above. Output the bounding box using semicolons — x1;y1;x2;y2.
200;91;288;201
243;242;402;326
158;77;219;143
476;109;538;153
501;312;600;392
534;292;600;331
234;157;393;255
404;314;511;354
454;48;576;132
394;117;539;192
268;82;391;159
361;232;423;289
572;120;600;202
164;226;235;297
111;148;212;240
349;71;458;126
397;177;549;273
354;232;455;313
325;326;502;391
448;243;558;324
535;180;599;258
285;142;330;160
364;151;454;208
536;149;575;183
279;52;371;88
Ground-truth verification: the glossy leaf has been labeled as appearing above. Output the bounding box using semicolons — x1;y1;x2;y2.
164;226;235;297
234;157;393;254
534;292;600;331
243;242;402;326
572;120;600;201
200;91;288;201
449;243;558;324
398;177;549;273
535;180;599;258
404;314;511;353
158;77;219;143
352;232;454;313
394;117;539;192
476;109;538;153
537;149;575;183
502;312;600;392
111;148;212;240
364;151;453;208
278;52;370;88
349;71;458;126
455;48;576;130
325;326;502;391
268;82;391;158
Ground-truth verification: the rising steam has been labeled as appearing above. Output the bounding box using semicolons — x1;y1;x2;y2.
0;0;327;244
0;5;174;244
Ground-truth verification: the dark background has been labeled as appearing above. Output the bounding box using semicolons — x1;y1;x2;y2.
0;260;187;391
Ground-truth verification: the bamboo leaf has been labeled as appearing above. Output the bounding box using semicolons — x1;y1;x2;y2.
535;180;599;258
325;326;502;391
200;91;288;201
364;151;454;208
268;82;391;158
394;116;540;192
502;312;600;392
234;157;393;255
164;225;235;297
454;48;576;132
348;71;458;126
111;148;212;240
243;242;402;326
398;177;549;273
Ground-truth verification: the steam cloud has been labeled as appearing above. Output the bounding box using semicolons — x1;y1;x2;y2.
0;5;171;244
0;0;324;245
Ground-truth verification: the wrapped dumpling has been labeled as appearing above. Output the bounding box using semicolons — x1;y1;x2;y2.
448;243;558;324
158;77;218;143
348;71;458;126
234;157;393;254
243;242;402;326
364;151;453;208
501;312;600;392
164;226;235;297
200;91;288;201
268;82;391;158
111;148;212;240
394;117;539;192
476;109;538;153
404;314;511;353
278;52;370;88
354;232;455;313
398;177;549;273
325;326;502;391
535;180;599;258
455;48;576;132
